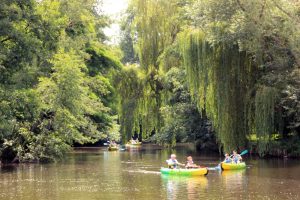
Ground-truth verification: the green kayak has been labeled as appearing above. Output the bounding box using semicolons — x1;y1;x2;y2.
160;168;208;176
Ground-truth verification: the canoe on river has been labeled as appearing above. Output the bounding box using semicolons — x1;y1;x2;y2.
221;162;246;170
125;142;142;148
160;167;208;176
108;146;119;151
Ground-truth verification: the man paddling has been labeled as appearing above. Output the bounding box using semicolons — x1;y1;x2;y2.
166;154;185;169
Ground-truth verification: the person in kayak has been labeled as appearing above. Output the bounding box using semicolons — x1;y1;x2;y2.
232;150;242;163
129;138;136;144
185;156;199;169
223;153;232;163
166;154;184;169
111;140;117;146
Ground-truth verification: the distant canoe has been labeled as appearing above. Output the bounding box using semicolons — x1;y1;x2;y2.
221;162;246;170
125;142;142;148
108;146;119;151
160;168;208;176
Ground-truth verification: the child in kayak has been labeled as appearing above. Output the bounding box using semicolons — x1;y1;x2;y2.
185;156;199;169
166;154;184;169
232;150;242;163
223;153;232;163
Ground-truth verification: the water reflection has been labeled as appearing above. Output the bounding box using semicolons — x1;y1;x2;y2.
221;169;246;190
0;164;18;173
161;175;208;200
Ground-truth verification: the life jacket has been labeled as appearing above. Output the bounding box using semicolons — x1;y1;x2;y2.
232;155;241;163
186;160;196;168
167;159;178;168
186;160;194;165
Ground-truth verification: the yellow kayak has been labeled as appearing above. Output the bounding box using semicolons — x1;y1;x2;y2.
221;162;246;170
125;142;142;148
160;168;209;176
108;146;119;151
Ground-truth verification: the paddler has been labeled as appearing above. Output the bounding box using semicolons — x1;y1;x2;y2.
232;150;242;163
185;156;199;169
223;153;232;163
166;154;185;169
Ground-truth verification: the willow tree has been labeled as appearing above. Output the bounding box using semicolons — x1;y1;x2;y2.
179;29;255;152
254;86;277;155
181;0;299;154
116;0;183;141
114;65;143;142
130;0;181;70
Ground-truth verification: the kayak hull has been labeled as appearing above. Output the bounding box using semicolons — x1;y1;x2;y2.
160;168;208;176
221;162;246;170
125;143;142;148
108;146;119;151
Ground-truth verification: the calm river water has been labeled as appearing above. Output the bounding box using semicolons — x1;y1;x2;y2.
1;144;300;200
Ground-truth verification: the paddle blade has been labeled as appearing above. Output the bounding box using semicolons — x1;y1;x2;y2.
240;150;248;156
215;165;222;171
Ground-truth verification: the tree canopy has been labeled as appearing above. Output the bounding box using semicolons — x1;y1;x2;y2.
118;0;300;156
1;0;300;162
0;0;120;162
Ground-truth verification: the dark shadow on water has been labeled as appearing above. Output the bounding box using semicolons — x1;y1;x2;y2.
0;164;18;173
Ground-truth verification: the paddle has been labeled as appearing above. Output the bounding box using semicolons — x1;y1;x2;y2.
208;163;221;171
240;150;248;156
229;149;248;158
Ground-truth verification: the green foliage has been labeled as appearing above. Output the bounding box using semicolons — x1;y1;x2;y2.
115;0;185;144
119;0;300;156
119;11;139;64
155;68;215;148
86;44;122;76
129;0;181;70
188;0;300;155
0;0;121;162
254;86;277;156
179;29;253;152
2;0;299;161
0;0;44;84
37;50;106;144
114;65;144;143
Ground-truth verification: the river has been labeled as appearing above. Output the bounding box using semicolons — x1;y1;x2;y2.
0;144;300;200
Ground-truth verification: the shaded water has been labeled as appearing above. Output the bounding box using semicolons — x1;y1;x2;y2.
1;144;300;200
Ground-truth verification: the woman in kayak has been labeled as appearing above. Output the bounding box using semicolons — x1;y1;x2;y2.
223;153;232;163
166;154;184;169
185;156;199;169
232;150;242;163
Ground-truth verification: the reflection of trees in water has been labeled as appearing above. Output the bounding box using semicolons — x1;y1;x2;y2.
161;175;208;200
221;170;247;192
